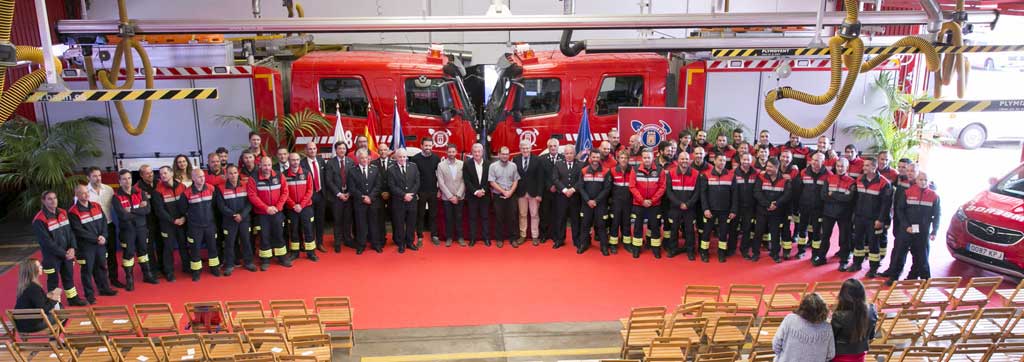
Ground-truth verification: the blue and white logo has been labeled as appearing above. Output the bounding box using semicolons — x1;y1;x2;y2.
631;120;672;148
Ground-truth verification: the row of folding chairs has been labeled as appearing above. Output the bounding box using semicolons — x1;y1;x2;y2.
876;306;1024;346
604;342;1024;362
0;331;334;362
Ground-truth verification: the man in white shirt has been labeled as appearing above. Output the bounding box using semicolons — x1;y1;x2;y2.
86;167;125;289
463;143;491;246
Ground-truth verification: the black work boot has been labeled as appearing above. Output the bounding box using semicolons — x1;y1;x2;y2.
652;248;662;259
141;263;160;284
191;271;201;282
278;256;293;267
123;267;135;291
68;297;89;307
700;251;710;263
838;260;849;272
631;246;641;259
718;252;727;263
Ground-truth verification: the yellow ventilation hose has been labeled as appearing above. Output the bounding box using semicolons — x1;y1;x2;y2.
764;0;941;138
933;0;967;99
91;0;155;136
0;0;63;124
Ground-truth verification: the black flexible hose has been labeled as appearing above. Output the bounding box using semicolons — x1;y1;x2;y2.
559;30;585;57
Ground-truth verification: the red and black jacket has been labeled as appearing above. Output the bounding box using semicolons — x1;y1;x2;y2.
779;142;809;169
701;167;734;213
753;172;791;214
576;165;612;206
113;186;150;229
207;168;226;189
854;172;892;222
732;166;759;208
665;166;703;210
896;185;941;236
33;208;76;257
878;166;898;184
152;180;186;225
847;157;865;179
629;164;666;207
707;145;736;168
247;170;289;215
821;173;856;219
795;166;832;209
68;201;107;245
610;165;633;203
181;183;216;227
284;167;313;209
216;179;252;221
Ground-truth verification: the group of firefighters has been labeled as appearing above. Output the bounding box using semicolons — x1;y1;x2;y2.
31;127;941;307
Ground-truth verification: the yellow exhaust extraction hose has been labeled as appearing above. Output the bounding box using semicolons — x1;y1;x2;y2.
933;0;967;99
0;0;64;124
764;0;941;138
92;0;155;136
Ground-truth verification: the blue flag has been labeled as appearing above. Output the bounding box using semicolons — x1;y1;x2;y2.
575;103;593;159
392;101;405;150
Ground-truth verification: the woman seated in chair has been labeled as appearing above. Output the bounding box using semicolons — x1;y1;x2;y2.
14;258;63;333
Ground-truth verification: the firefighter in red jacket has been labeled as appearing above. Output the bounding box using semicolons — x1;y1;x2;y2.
707;135;736;170
112;170;159;290
33;191;89;306
816;158;856;267
247;156;293;270
284;153;319;261
891;172;941;283
575;152;612;255
151;166;187;281
69;185;118;304
844;144;865;179
843;157;892;277
215;165;257;275
779;133;809;169
627;135;643;168
753;158;792;263
607;151;633;254
179;169;220;281
793;152;831;260
701;154;735;263
629;149;666;259
665;151;703;260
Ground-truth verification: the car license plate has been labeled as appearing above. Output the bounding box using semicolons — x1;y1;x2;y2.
968;243;1005;261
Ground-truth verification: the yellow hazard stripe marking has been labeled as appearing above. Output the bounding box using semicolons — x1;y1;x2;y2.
26;88;219;103
360;347;621;362
711;44;1024;58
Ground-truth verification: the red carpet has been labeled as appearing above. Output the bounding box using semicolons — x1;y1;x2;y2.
0;235;1009;330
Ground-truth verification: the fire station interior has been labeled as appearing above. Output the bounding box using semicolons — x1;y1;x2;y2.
3;0;1024;361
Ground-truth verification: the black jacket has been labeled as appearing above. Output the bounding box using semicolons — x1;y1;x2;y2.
113;186;150;229
831;304;877;355
795;166;831;209
821;174;857;219
348;163;384;208
513;154;545;197
387;163;421;207
32;208;76;257
854;173;893;222
215;179;252;222
68;201;107;245
540;153;564;193
324;156;356;197
463;158;491;199
14;283;57;333
732;166;758;208
552;159;584;196
410;152;441;193
665;166;703;210
753;172;791;214
300;156;327;194
575;164;612;205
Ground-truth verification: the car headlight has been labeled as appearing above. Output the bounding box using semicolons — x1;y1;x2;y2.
956;207;967;222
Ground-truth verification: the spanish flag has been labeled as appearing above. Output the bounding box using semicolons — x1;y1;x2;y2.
364;103;379;154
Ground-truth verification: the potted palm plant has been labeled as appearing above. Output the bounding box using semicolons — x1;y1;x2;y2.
843;72;937;161
218;109;332;153
704;116;749;143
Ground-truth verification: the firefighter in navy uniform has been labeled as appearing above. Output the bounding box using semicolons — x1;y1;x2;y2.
628;149;666;259
700;154;735;263
730;154;758;260
179;170;220;281
284;153;319;261
881;159;917;281
575;151;612;255
607;151;633;255
135;165;162;278
665;151;702;260
32;191;89;306
753;158;792;263
151;166;187;281
793;152;831;260
777;150;801;259
215;165;257;275
656;142;677;247
844;157;892;277
691;147;710;244
247;156;294;269
892;172;941;283
816;158;856;267
112;170;159;290
69;185;118;304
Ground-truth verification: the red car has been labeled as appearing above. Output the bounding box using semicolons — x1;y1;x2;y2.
947;162;1024;277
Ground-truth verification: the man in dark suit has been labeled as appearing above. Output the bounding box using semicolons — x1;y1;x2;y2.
388;148;420;253
463;143;491;246
551;146;583;249
323;142;355;253
514;140;544;246
300;142;328;252
372;144;395;250
538;138;563;243
274;147;290;175
348;148;384;254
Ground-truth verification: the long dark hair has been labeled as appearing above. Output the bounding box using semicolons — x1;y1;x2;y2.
835;278;869;343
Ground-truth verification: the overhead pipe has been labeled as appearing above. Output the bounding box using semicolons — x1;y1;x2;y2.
809;0;827;48
919;0;943;33
56;10;999;35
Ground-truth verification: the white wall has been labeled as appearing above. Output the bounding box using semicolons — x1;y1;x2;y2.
85;0;826;63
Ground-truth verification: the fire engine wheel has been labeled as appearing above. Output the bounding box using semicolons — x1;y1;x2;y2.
958;123;987;150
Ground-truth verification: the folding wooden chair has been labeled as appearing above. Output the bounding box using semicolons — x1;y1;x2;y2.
110;337;165;362
642;337;690;361
996;279;1024;308
281;316;323;342
201;333;248;362
661;317;706;355
665;302;704;324
5;310;57;342
811;281;843;309
239;318;280;335
896;346;947;362
915;277;962;311
867;344;896;362
618;306;667;329
159;334;206;362
245;333;290;356
923;308;979;344
724;285;764;316
0;315;14;342
276;356;317;362
226;301;266;332
986;341;1024;362
51;308;100;337
233;352;276;362
694;351;736;362
876;280;926;312
941;343;992;362
862;279;885;304
619;319;663;359
1002;309;1024;341
745;350;775;362
749;316;784;352
184;302;227;333
0;342;19;362
133;304;180;336
765;283;808;315
702;302;738;328
683;286;721;305
12;341;69;362
66;335;118;362
287;335;331;362
92;306;139;337
878;308;933;346
964;308;1016;342
311;297;353;352
707;316;751;355
951;276;1004;310
268;301;307;322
